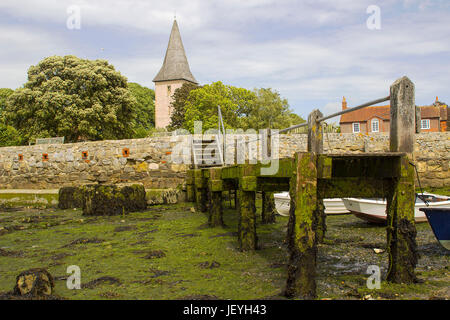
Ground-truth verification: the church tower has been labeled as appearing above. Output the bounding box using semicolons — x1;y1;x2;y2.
153;19;198;128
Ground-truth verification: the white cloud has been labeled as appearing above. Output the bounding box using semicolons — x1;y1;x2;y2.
0;0;449;117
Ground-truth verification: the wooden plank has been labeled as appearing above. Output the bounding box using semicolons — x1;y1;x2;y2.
318;177;391;198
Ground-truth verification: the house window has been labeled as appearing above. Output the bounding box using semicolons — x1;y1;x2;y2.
352;123;360;133
371;119;379;132
167;85;171;95
421;119;430;130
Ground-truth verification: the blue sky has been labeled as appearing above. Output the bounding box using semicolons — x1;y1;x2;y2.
1;0;449;120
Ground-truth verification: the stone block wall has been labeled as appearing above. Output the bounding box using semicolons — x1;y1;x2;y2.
0;132;448;189
0;137;187;189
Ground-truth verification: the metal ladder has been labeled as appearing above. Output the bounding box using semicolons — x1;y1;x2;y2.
192;134;224;168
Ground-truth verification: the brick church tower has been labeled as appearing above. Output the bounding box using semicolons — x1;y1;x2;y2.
153;19;198;128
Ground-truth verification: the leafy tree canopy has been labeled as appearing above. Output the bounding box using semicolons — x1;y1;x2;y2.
181;82;304;133
183;81;255;133
0;123;20;147
0;88;14;119
168;82;200;131
128;82;155;138
241;88;305;130
4;55;136;144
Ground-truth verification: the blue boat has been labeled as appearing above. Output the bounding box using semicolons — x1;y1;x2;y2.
420;208;450;250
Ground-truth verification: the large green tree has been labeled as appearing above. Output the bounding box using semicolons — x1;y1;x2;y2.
168;82;199;131
0;123;20;147
0;88;13;118
128;82;155;138
0;88;20;147
241;88;305;130
4;55;136;143
181;82;304;133
183;81;255;132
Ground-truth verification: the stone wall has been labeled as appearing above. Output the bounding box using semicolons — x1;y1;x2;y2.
0;132;448;189
0;137;187;189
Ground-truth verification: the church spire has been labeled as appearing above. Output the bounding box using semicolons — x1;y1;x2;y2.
153;19;197;84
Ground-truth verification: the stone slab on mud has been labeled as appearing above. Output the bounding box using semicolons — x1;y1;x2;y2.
58;187;84;209
12;268;55;298
81;184;147;216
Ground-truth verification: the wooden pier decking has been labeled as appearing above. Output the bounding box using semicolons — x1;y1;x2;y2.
185;76;419;299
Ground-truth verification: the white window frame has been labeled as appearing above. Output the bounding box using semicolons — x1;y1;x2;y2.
352;122;360;133
421;119;430;130
371;118;379;132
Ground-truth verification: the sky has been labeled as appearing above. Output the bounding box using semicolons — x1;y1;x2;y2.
0;0;449;120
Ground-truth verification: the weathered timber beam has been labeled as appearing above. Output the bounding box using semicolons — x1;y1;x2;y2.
390;76;415;156
328;156;402;179
186;170;195;202
194;169;208;213
307;109;324;154
261;191;276;224
237;189;257;251
285;152;318;299
221;159;294;180
258;182;291;192
208;168;224;227
386;156;418;283
318;177;392;198
237;164;258;251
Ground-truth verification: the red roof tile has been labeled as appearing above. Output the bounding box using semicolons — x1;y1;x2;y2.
340;104;446;123
340;105;390;123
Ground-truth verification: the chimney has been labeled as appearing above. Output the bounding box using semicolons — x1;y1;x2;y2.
342;96;347;110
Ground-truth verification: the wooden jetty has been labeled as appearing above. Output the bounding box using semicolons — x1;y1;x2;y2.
185;76;419;299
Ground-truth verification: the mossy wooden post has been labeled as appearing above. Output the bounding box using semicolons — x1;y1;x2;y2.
238;165;258;251
186;170;195;202
387;76;418;283
194;169;208;212
307;109;326;243
208;167;224;227
285;152;318;299
261;191;276;224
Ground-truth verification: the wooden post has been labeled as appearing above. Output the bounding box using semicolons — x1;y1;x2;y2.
186;170;195;202
238;170;258;251
415;106;421;134
390;76;415;155
307;109;326;243
194;169;208;213
307;109;323;154
208;167;224;227
285;152;318;299
387;76;418;283
261;191;276;224
386;160;418;283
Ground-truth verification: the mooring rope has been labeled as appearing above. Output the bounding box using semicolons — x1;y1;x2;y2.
409;161;429;207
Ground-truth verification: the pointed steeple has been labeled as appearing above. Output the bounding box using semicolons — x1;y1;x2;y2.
153;20;197;84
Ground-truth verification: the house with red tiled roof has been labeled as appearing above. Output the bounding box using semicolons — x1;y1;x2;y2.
339;96;449;133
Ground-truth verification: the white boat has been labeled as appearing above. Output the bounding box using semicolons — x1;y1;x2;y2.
342;192;450;224
273;192;349;216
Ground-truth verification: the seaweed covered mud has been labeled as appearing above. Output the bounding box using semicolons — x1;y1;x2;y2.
0;200;448;300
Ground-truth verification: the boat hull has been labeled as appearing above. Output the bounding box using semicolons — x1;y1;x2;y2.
420;208;450;250
343;197;450;224
274;192;349;216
